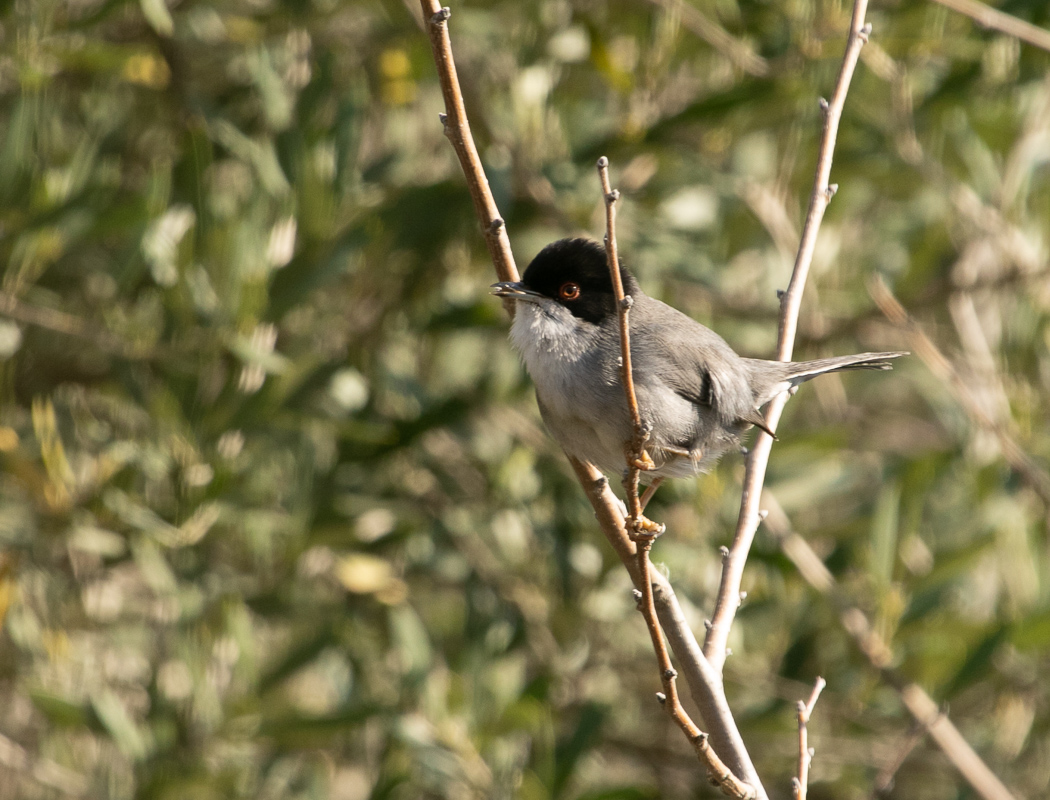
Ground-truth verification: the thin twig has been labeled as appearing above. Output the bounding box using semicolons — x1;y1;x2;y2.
930;0;1050;54
419;1;519;285
704;0;872;674
762;491;1018;800
793;677;826;800
868;275;1050;506
596;157;656;533
595;159;753;798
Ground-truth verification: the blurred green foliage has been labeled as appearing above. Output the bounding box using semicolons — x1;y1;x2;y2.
1;0;1049;797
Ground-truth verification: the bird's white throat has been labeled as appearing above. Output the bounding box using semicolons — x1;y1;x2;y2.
508;300;605;392
509;301;595;362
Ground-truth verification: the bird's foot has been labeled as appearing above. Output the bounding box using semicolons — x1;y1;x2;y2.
630;514;665;539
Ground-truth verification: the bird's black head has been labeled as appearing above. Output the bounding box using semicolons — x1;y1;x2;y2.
520;238;639;325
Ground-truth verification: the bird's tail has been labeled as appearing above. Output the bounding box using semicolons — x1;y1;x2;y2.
745;351;907;407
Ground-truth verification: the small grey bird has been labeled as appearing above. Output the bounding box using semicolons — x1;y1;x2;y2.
494;237;904;481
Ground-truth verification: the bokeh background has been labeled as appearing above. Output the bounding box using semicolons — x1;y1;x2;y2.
2;0;1050;797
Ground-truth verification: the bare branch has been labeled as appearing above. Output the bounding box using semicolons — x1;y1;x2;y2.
794;677;826;800
930;0;1050;54
762;492;1019;800
596;157;659;534
704;0;872;673
419;0;518;285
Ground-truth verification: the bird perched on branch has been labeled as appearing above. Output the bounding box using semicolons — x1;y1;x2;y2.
494;237;904;482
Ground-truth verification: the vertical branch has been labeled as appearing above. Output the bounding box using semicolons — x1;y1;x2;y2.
595;158;754;800
420;0;518;284
703;0;872;673
793;677;826;800
596;157;653;529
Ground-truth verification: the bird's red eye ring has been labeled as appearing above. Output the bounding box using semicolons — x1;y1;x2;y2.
559;282;581;301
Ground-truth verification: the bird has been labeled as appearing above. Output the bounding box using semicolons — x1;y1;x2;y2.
493;237;905;483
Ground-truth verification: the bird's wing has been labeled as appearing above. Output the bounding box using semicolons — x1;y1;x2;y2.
632;303;754;423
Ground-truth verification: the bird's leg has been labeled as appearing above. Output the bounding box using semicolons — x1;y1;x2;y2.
640;477;664;512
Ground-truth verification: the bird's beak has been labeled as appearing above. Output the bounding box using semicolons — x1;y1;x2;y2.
491;281;543;300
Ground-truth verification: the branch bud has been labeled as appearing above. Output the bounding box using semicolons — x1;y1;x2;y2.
597;156;609;169
431;7;451;24
656;692;667;704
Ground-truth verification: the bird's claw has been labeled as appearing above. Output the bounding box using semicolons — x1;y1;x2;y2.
630;450;656;471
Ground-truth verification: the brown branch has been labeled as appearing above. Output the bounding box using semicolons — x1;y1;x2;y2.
762;492;1019;800
704;0;872;674
420;1;518;285
868;275;1050;506
596;158;658;533
794;677;826;800
930;0;1050;54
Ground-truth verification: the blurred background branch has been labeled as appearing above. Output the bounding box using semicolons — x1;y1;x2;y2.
930;0;1050;53
762;491;1018;800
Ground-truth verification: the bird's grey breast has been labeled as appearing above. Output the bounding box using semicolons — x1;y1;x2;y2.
509;303;629;469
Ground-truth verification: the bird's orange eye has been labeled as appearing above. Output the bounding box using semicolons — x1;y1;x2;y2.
559;282;581;301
